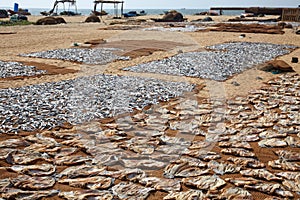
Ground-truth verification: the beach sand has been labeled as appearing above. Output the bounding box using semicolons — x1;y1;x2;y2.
0;14;300;199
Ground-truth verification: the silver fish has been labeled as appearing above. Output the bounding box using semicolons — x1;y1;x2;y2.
112;182;154;200
0;139;30;148
7;164;56;176
54;155;92;165
58;164;107;178
227;157;265;168
245;183;293;198
2;189;59;200
218;141;252;149
221;148;256;157
240;169;282;181
208;160;241;175
183;175;226;191
139;177;181;192
58;176;114;190
275;150;300;161
219;187;252;200
163;190;206;200
58;190;113;200
268;159;300;171
10;175;55;190
258;138;287;148
225;177;262;187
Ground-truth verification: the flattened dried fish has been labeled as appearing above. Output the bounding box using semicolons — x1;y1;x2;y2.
11;175;55;189
282;177;300;193
221;148;256;157
0;178;11;192
164;161;209;178
183;149;221;161
245;183;293;198
59;190;113;200
208;160;241;175
218;141;252;149
258;138;287;148
275;150;300;161
225;177;262;187
189;141;213;149
219;187;252;200
25;134;59;147
240;169;282;181
117;168;146;182
92;154;121;166
275;171;300;180
259;130;287;139
54;155;91;165
0;148;14;159
58;164;106;178
122;158;166;169
2;189;59;200
268;159;300;171
0;139;29;148
227;157;265;168
7;164;56;176
112;182;154;200
163;190;206;200
285;136;300;147
139;177;181;192
6;150;50;164
183;175;226;190
58;176;114;189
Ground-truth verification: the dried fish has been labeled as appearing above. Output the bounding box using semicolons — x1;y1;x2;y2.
227;157;265;168
221;148;256;157
7;164;56;176
258;138;287;148
225;177;262;187
275;171;300;180
219;187;252;200
2;189;59;200
6;150;50;164
183;175;226;190
0;178;11;193
58;164;106;178
122;158;166;169
183;149;221;161
218;141;252;149
58;190;113;200
58;176;114;189
189;141;213;149
0;139;30;148
0;148;14;159
275;150;300;161
163;190;206;200
282;177;300;193
117;168;146;182
54;155;92;165
112;182;154;200
10;175;55;190
164;161;209;178
268;159;300;171
259;130;287;139
285;136;300;147
208;160;241;175
139;177;181;192
245;183;293;198
240;169;282;181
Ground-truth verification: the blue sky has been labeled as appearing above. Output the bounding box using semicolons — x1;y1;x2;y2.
0;0;299;9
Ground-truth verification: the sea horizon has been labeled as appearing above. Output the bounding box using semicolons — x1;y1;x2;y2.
1;7;244;16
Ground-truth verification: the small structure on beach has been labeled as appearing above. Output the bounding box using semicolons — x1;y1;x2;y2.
93;0;124;18
282;8;300;22
41;0;79;16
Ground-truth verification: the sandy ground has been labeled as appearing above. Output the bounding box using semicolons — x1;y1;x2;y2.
0;14;300;199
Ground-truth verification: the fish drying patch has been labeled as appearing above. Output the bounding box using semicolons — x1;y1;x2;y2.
124;42;297;81
0;61;47;78
0;74;194;133
20;48;130;65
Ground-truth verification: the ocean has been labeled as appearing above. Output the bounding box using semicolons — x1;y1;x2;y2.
22;8;243;16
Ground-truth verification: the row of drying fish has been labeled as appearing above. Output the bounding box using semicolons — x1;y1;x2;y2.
124;42;297;81
20;48;129;65
0;61;46;79
0;74;194;133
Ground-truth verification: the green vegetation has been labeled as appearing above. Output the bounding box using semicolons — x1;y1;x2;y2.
0;20;33;26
